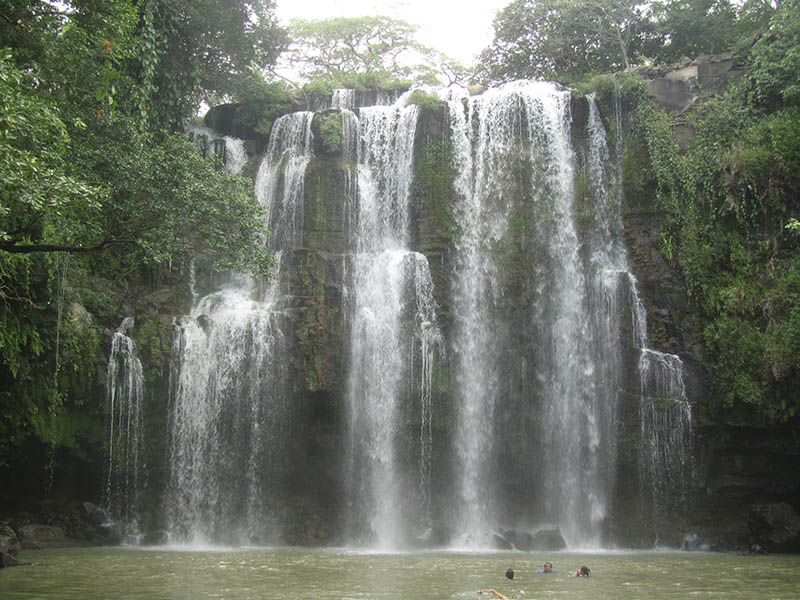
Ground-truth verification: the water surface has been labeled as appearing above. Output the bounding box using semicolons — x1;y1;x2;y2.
2;548;799;599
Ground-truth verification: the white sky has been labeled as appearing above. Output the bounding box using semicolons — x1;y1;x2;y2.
274;0;511;66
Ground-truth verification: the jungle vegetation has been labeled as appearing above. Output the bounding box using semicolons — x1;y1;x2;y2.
0;0;285;475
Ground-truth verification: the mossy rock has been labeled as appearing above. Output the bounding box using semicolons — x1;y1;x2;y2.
311;109;344;157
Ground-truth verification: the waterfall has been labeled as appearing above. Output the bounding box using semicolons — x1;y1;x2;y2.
444;85;500;545
639;349;692;504
331;88;355;111
445;82;598;546
343;99;444;549
590;94;693;542
104;317;144;539
152;83;693;551
439;83;693;549
186;124;248;173
340;109;359;162
223;136;248;174
632;285;693;539
167;283;291;545
164;113;313;546
260;112;314;250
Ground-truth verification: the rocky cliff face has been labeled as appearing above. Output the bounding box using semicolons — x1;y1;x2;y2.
615;60;800;552
99;78;799;551
211;92;678;547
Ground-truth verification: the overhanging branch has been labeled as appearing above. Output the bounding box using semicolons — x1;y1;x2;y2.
0;238;135;254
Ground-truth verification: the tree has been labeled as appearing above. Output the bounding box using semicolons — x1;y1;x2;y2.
134;0;288;129
746;0;800;108
648;0;743;64
284;16;440;88
477;0;651;84
0;0;283;472
0;18;271;275
0;50;103;255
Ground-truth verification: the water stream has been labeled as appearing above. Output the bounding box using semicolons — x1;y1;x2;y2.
163;112;314;545
103;317;144;538
441;83;692;548
344;98;444;549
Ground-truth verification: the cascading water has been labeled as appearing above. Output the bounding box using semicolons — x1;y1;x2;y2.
164;112;313;546
223;136;249;174
187;123;248;173
444;85;506;545
445;82;600;546
633;290;693;538
441;82;692;548
343;98;444;549
331;88;355;111
104;317;144;538
588;93;693;542
144;82;692;551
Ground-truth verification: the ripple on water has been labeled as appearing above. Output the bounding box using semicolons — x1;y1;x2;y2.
2;548;799;600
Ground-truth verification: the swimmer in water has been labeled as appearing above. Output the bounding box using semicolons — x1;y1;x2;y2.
576;565;590;577
478;590;510;600
538;561;556;574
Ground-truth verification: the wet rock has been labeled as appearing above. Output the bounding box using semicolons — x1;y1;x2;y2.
531;527;567;551
89;507;109;527
1;551;20;567
749;503;800;553
18;524;69;549
503;529;535;551
0;524;21;557
81;501;97;518
492;533;513;550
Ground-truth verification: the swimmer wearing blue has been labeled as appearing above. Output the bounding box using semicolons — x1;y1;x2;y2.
538;561;556;574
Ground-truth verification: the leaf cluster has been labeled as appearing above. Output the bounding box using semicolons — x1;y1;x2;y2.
0;50;104;251
477;0;653;84
407;89;444;111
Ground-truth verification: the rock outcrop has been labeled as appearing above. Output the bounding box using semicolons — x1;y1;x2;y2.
642;52;743;116
18;524;69;549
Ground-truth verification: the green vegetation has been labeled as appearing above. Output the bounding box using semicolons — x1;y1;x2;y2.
602;0;800;424
285;16;445;89
417;137;456;238
478;0;648;83
312;111;344;156
230;72;298;140
408;90;444;111
477;0;774;84
0;0;284;475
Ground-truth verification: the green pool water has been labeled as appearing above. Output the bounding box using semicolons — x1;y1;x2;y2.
2;547;798;599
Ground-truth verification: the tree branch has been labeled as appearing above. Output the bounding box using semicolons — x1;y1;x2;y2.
0;238;135;254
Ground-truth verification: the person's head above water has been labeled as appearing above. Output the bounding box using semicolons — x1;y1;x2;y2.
539;562;555;573
576;565;590;577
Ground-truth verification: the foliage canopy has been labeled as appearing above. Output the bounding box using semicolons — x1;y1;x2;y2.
478;0;775;84
0;0;284;472
285;16;444;89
